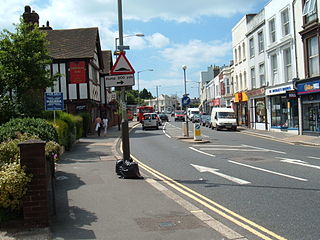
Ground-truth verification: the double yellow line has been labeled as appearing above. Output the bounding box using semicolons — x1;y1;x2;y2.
131;154;287;240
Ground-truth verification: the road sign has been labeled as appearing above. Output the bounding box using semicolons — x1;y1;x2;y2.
194;123;202;141
45;92;64;111
105;74;135;87
111;52;135;75
182;96;191;106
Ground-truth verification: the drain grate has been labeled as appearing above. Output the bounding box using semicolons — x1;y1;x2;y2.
159;221;176;228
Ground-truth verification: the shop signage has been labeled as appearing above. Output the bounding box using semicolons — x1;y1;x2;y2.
246;88;265;97
297;80;320;95
213;98;220;106
286;90;297;99
266;84;293;96
69;61;86;84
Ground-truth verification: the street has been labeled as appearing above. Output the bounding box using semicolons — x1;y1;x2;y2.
130;117;320;240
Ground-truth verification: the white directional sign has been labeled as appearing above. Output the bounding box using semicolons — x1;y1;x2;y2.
105;74;135;87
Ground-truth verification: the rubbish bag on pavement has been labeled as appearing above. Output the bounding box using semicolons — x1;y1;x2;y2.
116;159;143;179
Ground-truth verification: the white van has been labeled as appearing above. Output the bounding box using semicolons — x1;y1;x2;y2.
187;108;200;120
210;107;237;131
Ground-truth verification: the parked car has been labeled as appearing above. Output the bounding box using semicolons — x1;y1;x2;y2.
142;113;160;130
174;110;185;121
200;114;211;127
158;113;169;122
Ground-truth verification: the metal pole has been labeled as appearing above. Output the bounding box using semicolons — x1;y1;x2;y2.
183;68;189;137
156;86;159;112
117;0;130;161
137;72;140;106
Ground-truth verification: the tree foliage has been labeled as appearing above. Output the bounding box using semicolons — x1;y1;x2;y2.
0;19;56;120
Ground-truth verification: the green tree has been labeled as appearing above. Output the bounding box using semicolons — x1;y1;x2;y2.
0;19;56;119
140;88;153;99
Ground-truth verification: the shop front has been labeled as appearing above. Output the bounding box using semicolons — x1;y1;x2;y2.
247;88;267;130
234;92;248;127
297;79;320;135
266;83;298;133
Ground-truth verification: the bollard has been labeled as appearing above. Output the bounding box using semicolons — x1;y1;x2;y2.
194;123;202;141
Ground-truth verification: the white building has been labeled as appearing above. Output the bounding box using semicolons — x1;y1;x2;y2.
144;94;180;113
264;0;298;133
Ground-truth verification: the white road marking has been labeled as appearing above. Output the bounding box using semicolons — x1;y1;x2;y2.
278;157;320;170
189;147;215;157
163;122;172;138
191;164;251;185
308;156;320;160
200;148;267;152
229;160;307;182
242;144;287;154
193;145;242;147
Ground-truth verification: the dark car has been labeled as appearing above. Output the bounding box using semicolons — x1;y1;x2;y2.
200;114;211;127
158;113;169;122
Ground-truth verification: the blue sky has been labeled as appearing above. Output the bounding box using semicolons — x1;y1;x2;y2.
1;0;269;98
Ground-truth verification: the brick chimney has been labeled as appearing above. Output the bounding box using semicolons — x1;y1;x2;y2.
22;5;39;26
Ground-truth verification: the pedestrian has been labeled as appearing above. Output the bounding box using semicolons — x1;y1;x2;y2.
95;116;102;136
103;117;109;136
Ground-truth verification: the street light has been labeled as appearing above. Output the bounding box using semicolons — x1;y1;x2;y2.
156;85;161;113
137;69;153;106
114;33;145;54
182;65;189;137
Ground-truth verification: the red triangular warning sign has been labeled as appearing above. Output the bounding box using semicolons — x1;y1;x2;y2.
111;52;135;75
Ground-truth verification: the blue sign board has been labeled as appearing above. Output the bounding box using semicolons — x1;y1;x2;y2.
45;92;64;111
297;80;320;95
182;96;191;106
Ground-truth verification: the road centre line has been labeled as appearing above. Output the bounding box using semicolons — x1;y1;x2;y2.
229;160;307;182
308;156;320;160
200;148;267;152
242;144;287;154
189;147;215;157
129;154;288;240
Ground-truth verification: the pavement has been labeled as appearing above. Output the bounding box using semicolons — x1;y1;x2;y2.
1;121;319;240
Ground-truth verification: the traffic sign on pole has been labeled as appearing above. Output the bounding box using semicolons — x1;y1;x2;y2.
105;74;135;87
182;96;191;106
111;52;135;75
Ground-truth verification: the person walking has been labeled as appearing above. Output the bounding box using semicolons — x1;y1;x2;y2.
95;116;102;136
103;117;108;136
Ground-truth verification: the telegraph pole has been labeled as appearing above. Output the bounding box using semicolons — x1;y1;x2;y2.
117;0;130;161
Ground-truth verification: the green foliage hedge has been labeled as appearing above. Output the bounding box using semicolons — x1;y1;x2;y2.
0;118;58;143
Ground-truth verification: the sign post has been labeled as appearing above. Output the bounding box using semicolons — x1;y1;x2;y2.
44;92;64;123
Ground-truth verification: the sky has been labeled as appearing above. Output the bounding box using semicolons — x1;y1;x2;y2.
1;0;270;98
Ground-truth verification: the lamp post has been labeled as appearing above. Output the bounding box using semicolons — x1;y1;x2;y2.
182;65;189;137
114;33;144;55
156;85;161;113
137;69;153;106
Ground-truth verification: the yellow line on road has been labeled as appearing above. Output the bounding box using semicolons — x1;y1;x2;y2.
131;154;287;240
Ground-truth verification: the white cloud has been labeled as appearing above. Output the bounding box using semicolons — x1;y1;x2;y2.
147;33;170;48
161;40;231;71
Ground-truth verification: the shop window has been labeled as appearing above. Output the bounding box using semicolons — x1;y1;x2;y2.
302;94;320;132
271;95;298;128
255;98;266;123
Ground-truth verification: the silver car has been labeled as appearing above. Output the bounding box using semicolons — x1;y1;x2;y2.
142;113;160;130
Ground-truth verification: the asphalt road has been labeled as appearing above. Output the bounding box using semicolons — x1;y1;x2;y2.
130;117;320;240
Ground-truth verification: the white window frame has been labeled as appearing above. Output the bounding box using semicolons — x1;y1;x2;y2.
269;18;276;43
250;67;256;89
258;31;264;53
303;0;316;16
281;8;290;36
259;63;265;87
308;36;319;77
271;53;278;85
242;42;246;60
249;37;255;58
283;48;292;82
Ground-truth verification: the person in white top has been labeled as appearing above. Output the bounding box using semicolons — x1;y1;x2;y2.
103;117;108;136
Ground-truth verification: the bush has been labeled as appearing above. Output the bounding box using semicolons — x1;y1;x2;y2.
51;119;68;147
45;141;61;162
73;115;83;139
0;118;58;143
0;139;20;165
56;112;76;150
0;163;32;210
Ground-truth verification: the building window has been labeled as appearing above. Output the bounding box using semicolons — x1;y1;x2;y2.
269;18;276;43
255;98;266;123
271;53;278;85
259;63;265;87
249;37;254;58
283;48;292;82
244;71;247;90
271;95;298;128
234;49;237;63
250;67;256;89
258;31;264;52
303;0;317;23
226;78;230;94
281;8;290;36
308;36;319;77
238;46;241;61
242;42;246;60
